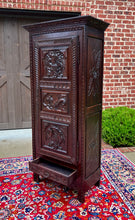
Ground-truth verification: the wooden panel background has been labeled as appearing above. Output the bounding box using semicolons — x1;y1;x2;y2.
0;17;38;129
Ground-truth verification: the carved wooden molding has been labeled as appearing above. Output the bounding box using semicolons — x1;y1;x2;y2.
40;113;71;124
24;16;109;34
40;81;71;91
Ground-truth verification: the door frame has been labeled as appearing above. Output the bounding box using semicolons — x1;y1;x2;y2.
0;8;81;19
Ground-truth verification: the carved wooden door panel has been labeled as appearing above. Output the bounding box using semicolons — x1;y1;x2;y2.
33;32;79;165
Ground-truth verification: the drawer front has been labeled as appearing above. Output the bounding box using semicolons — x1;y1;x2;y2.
29;158;77;186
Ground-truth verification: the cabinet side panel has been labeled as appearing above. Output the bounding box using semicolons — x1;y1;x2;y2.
85;35;104;181
86;37;102;107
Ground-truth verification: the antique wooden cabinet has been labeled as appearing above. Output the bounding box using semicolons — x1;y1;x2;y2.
24;16;109;202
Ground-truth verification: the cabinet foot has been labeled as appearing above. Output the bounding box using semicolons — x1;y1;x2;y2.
63;186;69;192
78;190;85;203
33;173;40;183
95;179;100;187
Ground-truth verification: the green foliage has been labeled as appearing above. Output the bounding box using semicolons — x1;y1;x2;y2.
102;107;135;147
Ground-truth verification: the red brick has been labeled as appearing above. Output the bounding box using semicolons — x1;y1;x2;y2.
126;15;134;20
114;74;121;78
115;83;122;86
99;5;107;10
116;42;124;46
118;102;127;106
97;14;107;19
90;5;97;9
123;83;131;86
111;79;118;82
95;9;103;14
116;33;124;37
117;15;125;19
122;20;131;24
96;1;104;5
118;6;126;10
126;24;134;29
106;1;114;5
119;94;127;98
128;94;135;97
104;74;113;78
113;19;122;24
115;2;123;6
110;102;118;106
114;67;122;71
103;95;110;99
117;24;125;28
113;46;120;50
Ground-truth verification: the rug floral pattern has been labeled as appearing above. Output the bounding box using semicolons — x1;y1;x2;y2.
0;149;135;220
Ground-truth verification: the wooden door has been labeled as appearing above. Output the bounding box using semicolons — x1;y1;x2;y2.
32;32;80;165
0;17;36;129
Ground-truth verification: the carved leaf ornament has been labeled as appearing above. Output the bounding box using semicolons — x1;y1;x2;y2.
44;50;65;79
43;93;67;112
88;49;101;97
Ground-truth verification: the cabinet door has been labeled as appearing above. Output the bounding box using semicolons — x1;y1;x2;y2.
33;32;79;165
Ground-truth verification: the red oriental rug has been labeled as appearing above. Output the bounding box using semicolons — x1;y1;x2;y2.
0;149;135;220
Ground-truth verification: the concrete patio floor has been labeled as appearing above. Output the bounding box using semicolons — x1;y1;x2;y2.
0;129;135;164
0;129;32;158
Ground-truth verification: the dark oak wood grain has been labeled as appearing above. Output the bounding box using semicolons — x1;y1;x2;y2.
24;15;109;203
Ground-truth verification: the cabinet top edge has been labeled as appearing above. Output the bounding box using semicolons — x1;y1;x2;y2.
23;15;109;33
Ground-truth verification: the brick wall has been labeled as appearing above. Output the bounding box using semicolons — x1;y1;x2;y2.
0;0;135;109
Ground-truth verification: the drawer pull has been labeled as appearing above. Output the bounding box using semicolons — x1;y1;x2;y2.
43;172;49;178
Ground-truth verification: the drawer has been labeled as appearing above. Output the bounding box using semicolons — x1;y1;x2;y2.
29;158;77;186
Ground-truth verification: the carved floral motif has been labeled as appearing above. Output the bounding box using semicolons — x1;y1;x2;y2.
42;93;67;113
44;50;65;79
44;123;65;151
88;49;101;97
